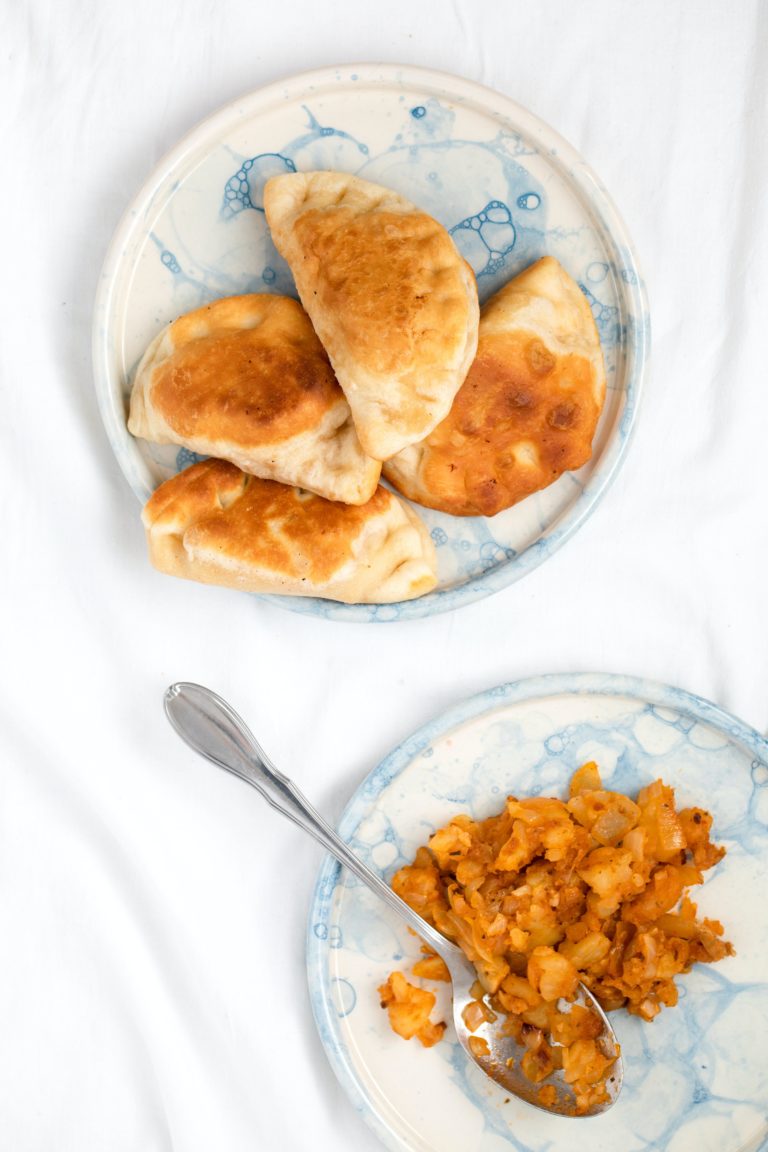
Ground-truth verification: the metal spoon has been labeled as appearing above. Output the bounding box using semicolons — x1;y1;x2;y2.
164;681;623;1116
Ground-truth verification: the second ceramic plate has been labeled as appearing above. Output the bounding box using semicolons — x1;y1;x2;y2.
94;64;649;621
307;673;768;1152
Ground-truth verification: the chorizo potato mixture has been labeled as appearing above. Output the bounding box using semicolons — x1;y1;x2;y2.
379;762;733;1112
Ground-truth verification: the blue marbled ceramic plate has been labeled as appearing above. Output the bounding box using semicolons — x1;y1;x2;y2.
307;674;768;1152
93;65;649;621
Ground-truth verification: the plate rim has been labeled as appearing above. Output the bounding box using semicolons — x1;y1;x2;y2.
92;62;651;622
305;670;768;1152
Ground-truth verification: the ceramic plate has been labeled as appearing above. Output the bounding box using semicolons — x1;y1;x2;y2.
93;64;649;621
307;673;768;1152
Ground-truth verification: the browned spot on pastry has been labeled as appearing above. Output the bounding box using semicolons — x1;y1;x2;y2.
526;339;556;376
151;296;341;448
292;209;470;378
548;402;579;429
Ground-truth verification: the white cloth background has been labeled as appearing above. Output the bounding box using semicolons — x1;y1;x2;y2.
2;2;766;1149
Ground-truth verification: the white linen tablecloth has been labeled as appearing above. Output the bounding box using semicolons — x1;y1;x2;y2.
2;2;767;1149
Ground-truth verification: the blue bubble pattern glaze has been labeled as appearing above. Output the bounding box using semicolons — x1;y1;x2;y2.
307;674;768;1152
160;249;181;273
222;152;296;217
449;200;517;278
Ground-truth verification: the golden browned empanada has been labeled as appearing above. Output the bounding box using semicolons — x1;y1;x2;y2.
383;257;606;517
263;171;479;462
142;459;437;604
128;294;381;505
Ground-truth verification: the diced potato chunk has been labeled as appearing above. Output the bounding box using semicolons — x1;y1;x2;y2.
562;1039;614;1086
678;807;727;870
527;946;580;1002
569;761;602;796
637;780;687;861
567;790;640;846
412;948;450;981
559;931;612;970
429;822;474;869
378;972;445;1047
577;847;642;915
550;1003;604;1046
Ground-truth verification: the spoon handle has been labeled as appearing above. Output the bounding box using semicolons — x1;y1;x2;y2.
164;682;460;961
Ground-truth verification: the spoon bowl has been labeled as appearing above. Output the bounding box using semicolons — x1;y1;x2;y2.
164;681;623;1116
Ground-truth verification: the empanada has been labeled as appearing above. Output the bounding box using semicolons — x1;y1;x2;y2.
142;459;438;604
383;257;606;517
128;294;381;505
263;171;479;461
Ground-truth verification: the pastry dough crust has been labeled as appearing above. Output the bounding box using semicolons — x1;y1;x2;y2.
264;171;479;461
128;294;380;505
142;459;438;604
383;257;607;516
